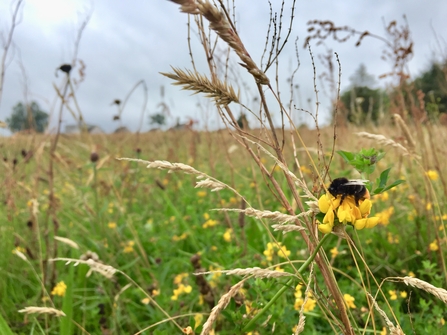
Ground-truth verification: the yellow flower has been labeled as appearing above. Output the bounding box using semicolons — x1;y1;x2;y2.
203;219;218;228
51;281;67;297
223;228;232;242
318;193;377;232
141;297;150;304
354;217;379;230
400;291;407;298
108;222;117;229
374;191;389;201
389;290;397;300
426;170;439;181
171;284;193;300
152;289;160;297
408;271;415;277
429;239;439;251
380;327;387;335
343;294;356;309
172;232;188;241
330;247;339;258
300;165;312;175
194;314;203;329
197;191;207;197
122;241;135;253
183;326;194;334
277;245;291;258
377;207;394;225
174;273;189;285
263;242;275;261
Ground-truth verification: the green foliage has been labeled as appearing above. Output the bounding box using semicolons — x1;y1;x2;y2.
414;62;447;116
337;148;404;194
6;101;48;133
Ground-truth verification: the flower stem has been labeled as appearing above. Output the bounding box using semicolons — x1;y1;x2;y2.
242;233;332;332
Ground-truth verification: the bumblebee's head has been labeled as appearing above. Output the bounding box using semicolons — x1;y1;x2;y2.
328;177;349;195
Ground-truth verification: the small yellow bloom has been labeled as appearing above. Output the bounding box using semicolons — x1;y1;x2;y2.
330;247;339;258
202;219;218;228
172;232;188;241
152;289;160;297
223;228;232;242
211;245;218;251
408;271;415;277
183;326;194;334
389;290;397;300
122;241;135;253
277;245;291;258
194;314;203;329
51;281;67;297
108;222;117;229
141;297;150;304
429;240;439;251
174;273;189;285
426;170;439;181
400;291;407;298
380;327;387;335
354;217;379;230
343;294;356;309
197;191;207;198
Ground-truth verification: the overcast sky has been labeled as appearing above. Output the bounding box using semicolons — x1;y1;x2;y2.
0;0;446;134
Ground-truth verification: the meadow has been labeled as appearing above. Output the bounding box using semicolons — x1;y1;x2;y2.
1;0;447;334
1;124;446;334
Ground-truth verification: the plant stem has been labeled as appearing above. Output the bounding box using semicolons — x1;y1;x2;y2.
242;233;332;332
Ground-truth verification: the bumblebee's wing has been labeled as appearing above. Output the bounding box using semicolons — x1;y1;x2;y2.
344;179;369;186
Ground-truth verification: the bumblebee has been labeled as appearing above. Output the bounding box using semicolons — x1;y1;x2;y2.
328;177;369;205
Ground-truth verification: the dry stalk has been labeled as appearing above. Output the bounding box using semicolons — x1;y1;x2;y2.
399;276;447;304
200;280;245;335
54;236;79;249
392;114;416;151
18;306;66;317
367;293;405;335
50;257;117;279
160;67;239;106
168;0;269;84
355;132;415;157
195;267;294;279
295;262;315;335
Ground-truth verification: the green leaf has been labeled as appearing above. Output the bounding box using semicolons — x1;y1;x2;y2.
0;312;15;335
337;151;355;163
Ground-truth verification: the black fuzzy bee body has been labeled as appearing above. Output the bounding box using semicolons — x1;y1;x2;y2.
328;177;368;205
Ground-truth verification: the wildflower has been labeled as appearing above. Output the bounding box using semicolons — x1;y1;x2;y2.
387;232;399;244
300;165;312;175
294;285;316;312
141;297;150;304
374;191;389;201
330;247;339;259
51;281;67;297
400;291;407;299
408;271;415;277
194;314;203;329
429;239;439;251
263;242;275;261
277;244;291;258
172;232;188;241
108;222;117;229
171;284;193;300
223;228;232;242
318;193;378;232
376;207;394;225
202;219;218;228
426;170;439;181
174;273;189;285
122;241;135;253
389;290;397;300
197;190;207;197
343;294;356;309
380;327;387;335
183;326;194;334
211;245;217;251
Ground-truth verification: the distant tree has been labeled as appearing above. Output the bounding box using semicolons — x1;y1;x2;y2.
339;64;388;124
349;63;377;88
414;62;447;115
149;113;166;127
6;101;48;133
340;87;389;125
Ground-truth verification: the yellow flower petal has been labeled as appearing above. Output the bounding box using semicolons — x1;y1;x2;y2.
318;222;333;234
359;199;372;216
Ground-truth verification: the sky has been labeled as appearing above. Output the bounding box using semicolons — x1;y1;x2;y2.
0;0;446;134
